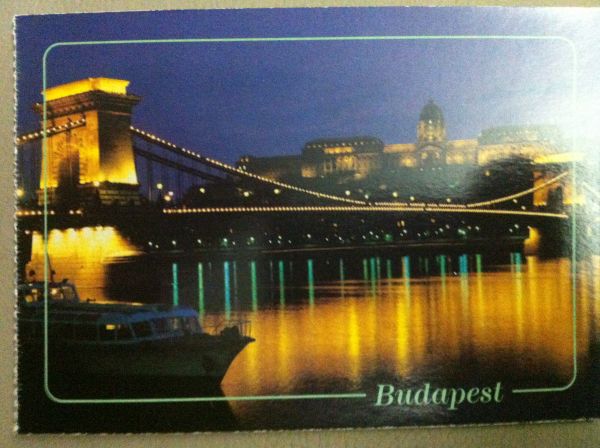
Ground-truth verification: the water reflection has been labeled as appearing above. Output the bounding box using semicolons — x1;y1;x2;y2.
27;227;139;301
28;227;594;417
221;254;584;400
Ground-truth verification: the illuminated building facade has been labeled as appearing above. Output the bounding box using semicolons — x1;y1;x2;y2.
35;78;141;206
239;100;567;187
301;136;384;180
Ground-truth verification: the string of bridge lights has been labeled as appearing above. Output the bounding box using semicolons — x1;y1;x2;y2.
464;171;570;208
375;172;570;209
16;118;87;145
14;121;573;218
130;126;368;206
163;205;568;219
15;209;83;217
375;201;467;209
131;125;573;212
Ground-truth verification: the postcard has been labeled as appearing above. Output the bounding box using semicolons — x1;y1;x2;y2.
14;7;599;433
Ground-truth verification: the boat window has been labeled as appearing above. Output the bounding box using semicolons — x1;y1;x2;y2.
20;288;41;303
49;288;63;300
132;321;153;338
152;319;169;333
168;318;182;331
117;325;133;340
183;317;200;334
99;323;133;341
19;285;77;303
99;324;115;341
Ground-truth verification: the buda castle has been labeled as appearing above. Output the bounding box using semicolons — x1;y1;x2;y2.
237;100;565;183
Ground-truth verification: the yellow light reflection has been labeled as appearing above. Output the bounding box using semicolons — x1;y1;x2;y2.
223;257;583;400
27;226;140;301
346;302;361;383
524;227;541;255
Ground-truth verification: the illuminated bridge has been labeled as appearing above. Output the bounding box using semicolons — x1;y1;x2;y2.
16;77;597;260
16;117;573;219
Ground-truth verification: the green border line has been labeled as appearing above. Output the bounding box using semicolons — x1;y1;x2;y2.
512;36;578;394
41;34;578;404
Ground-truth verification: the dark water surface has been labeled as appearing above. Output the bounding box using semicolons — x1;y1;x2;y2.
22;228;599;431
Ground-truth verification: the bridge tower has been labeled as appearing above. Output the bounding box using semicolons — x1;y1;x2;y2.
532;153;584;209
35;78;141;207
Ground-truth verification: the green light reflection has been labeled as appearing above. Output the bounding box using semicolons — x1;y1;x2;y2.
250;261;258;312
224;261;231;319
514;252;522;274
370;257;377;296
233;261;238;301
172;263;179;307
402;256;411;299
307;259;315;305
197;262;204;315
278;260;285;306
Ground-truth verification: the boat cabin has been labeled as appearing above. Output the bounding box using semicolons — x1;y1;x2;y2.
18;282;203;344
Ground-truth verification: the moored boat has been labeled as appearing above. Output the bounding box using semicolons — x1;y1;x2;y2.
17;280;254;398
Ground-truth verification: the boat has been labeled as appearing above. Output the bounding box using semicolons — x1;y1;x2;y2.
17;280;254;398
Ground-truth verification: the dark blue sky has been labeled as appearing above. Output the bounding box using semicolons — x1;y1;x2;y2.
15;7;600;163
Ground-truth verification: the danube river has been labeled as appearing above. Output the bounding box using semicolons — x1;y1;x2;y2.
24;227;599;431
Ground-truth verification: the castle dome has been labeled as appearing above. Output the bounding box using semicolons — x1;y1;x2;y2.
416;99;447;158
419;99;444;124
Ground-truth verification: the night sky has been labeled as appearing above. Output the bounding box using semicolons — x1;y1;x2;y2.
15;7;600;164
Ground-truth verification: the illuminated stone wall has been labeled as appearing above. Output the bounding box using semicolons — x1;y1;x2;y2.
36;78;141;206
97;110;139;185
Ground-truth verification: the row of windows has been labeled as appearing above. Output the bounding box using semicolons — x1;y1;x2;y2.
21;316;200;342
306;140;376;149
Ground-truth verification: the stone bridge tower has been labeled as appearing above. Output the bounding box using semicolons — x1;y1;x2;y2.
35;78;141;207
